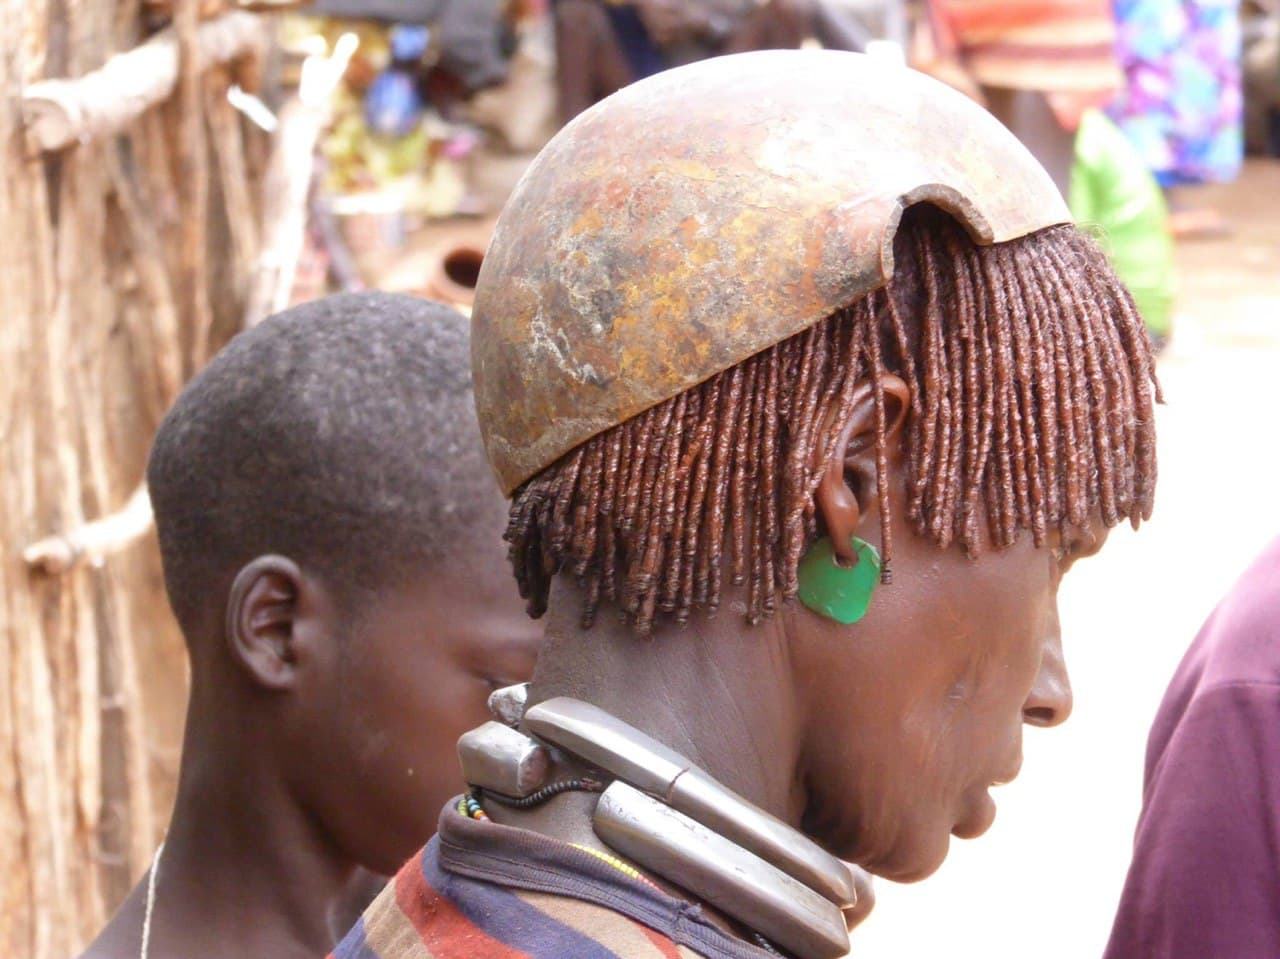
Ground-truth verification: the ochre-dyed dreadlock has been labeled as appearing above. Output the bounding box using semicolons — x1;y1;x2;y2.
507;206;1160;636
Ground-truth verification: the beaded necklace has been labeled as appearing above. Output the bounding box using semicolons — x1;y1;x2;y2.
457;793;490;821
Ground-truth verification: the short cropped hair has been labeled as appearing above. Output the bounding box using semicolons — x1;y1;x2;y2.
148;292;497;634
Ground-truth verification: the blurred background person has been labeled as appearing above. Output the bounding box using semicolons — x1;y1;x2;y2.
911;0;1177;346
1102;535;1280;959
914;0;1124;195
1242;1;1280;157
309;0;517;104
1107;0;1244;237
552;0;871;122
1070;108;1176;349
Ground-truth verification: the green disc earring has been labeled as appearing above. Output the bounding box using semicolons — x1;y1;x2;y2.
797;535;881;625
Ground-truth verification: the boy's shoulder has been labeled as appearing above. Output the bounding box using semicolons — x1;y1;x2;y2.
77;876;175;959
76;899;143;959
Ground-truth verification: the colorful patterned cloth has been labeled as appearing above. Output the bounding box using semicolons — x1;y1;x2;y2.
330;801;777;958
1106;0;1243;186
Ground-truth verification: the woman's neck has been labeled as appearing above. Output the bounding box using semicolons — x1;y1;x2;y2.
476;579;810;948
527;577;806;824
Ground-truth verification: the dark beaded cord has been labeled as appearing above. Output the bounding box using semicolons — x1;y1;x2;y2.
479;778;605;810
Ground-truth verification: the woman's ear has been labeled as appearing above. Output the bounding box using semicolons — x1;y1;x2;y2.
815;374;910;564
225;555;306;690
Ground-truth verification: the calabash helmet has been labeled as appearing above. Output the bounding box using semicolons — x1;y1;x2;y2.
471;50;1070;496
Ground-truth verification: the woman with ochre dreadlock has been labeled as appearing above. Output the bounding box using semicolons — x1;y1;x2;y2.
508;206;1156;635
334;51;1159;959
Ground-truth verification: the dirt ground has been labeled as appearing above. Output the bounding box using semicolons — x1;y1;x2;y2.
853;158;1280;958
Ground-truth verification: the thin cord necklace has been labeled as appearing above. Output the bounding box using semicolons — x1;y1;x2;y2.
139;841;165;959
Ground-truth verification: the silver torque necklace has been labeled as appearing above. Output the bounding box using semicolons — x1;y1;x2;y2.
459;685;856;959
139;841;165;959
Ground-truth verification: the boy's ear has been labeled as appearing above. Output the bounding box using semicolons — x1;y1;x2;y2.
814;374;910;564
225;555;307;690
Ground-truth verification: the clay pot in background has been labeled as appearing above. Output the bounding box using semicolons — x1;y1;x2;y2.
425;244;485;308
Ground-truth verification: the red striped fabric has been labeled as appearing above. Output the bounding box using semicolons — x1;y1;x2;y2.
926;0;1121;94
394;859;532;959
331;809;774;959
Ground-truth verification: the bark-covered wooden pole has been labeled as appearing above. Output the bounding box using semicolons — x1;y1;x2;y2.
0;4;266;955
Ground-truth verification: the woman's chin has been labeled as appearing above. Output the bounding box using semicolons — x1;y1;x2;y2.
951;789;998;840
861;837;951;884
812;812;956;884
868;793;999;881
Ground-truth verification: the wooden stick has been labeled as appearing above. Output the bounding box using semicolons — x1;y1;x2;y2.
176;0;215;373
206;70;260;280
243;33;358;327
21;12;265;153
22;485;154;576
310;187;364;293
105;147;184;416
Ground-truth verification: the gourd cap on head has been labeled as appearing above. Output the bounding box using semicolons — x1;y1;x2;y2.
471;49;1070;496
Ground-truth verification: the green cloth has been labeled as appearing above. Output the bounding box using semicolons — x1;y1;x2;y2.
1070;109;1174;336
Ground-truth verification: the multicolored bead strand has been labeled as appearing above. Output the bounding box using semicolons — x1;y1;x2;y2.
569;843;665;894
458;793;490;822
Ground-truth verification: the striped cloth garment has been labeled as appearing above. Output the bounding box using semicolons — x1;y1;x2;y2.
925;0;1122;94
330;801;779;959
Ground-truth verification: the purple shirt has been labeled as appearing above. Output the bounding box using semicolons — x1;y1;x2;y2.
1103;537;1280;959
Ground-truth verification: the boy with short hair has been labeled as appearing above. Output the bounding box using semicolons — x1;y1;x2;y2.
80;292;542;959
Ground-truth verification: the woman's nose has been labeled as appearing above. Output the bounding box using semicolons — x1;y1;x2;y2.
1022;611;1073;728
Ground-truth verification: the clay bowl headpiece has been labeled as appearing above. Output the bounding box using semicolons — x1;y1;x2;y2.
472;49;1070;496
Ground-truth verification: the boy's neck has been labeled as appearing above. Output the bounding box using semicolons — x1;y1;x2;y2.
158;755;356;956
85;712;363;959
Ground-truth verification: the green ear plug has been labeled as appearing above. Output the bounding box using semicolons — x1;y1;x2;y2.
797;536;881;625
